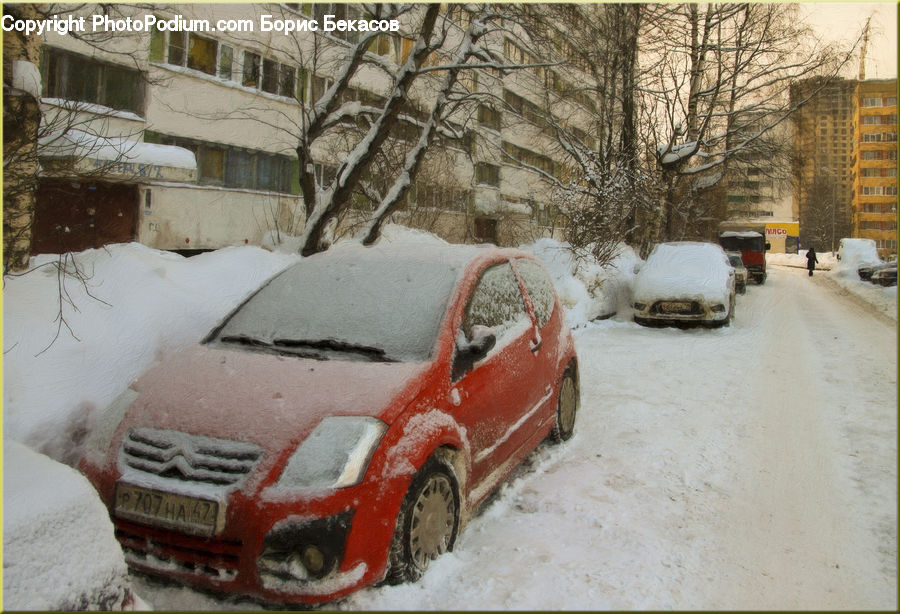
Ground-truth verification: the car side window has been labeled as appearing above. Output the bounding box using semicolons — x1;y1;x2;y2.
514;258;555;328
463;263;528;340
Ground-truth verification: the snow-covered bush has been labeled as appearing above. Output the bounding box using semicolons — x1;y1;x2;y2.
3;243;298;464
521;238;641;327
3;441;136;610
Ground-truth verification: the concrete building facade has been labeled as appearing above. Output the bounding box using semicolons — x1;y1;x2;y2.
27;3;599;255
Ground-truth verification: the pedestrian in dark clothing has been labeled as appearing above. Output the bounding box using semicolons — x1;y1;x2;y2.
806;246;818;276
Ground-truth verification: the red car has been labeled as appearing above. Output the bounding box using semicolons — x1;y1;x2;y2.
79;242;580;606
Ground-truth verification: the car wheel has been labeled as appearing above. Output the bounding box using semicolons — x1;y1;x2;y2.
386;458;459;585
550;366;579;442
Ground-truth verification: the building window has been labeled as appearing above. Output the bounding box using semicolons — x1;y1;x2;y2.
473;216;499;243
475;162;500;187
198;144;226;184
145;131;297;194
243;51;261;88
478;105;501;130
279;64;296;98
502;141;555;175
168;31;187;66
43;48;144;114
261;58;279;93
218;44;233;80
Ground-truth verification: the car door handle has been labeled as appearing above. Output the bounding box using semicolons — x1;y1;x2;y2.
530;338;542;353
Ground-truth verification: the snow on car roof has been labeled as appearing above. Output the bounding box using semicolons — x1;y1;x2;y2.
634;242;732;304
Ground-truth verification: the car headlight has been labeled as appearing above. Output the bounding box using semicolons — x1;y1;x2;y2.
84;387;139;459
712;304;726;313
277;417;387;490
633;302;647;311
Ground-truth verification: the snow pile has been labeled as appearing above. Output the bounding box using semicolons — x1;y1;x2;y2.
3;243;298;464
521;239;641;327
833;238;881;279
3;441;134;610
633;242;733;306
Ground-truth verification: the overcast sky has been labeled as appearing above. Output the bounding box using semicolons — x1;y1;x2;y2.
800;2;898;79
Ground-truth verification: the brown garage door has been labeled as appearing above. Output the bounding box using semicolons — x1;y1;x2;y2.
32;180;139;254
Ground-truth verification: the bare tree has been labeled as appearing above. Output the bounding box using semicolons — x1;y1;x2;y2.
642;3;859;243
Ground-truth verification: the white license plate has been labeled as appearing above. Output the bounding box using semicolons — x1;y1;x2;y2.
115;483;222;537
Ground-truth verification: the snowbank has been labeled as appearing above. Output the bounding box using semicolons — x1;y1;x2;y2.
2;441;134;610
521;239;641;327
3;243;299;463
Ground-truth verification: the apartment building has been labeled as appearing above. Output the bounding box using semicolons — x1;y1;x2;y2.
722;112;797;252
26;3;599;254
790;77;857;251
850;78;898;257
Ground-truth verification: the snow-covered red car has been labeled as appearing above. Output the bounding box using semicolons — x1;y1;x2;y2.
78;242;579;606
632;241;736;327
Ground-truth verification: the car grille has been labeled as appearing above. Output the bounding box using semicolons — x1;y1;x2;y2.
115;519;242;582
121;427;262;487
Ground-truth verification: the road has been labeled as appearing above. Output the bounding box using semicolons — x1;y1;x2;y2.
137;264;898;610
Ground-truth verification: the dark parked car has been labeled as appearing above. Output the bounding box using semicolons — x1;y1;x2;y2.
870;263;897;287
79;243;579;607
858;261;892;281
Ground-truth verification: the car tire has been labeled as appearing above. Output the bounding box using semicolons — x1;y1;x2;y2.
386;458;459;585
550;366;579;443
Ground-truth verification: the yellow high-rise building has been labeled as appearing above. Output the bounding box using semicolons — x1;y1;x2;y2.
851;79;898;257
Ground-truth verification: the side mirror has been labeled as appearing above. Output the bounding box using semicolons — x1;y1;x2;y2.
452;325;496;380
765;242;771;250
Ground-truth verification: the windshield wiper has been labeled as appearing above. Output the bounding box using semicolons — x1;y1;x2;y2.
273;338;395;362
219;334;272;347
219;334;328;360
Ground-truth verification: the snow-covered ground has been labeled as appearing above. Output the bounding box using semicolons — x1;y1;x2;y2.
3;235;896;610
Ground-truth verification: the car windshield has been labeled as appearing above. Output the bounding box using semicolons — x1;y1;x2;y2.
210;251;464;362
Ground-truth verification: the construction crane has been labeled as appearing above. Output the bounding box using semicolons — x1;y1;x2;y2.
859;17;871;81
